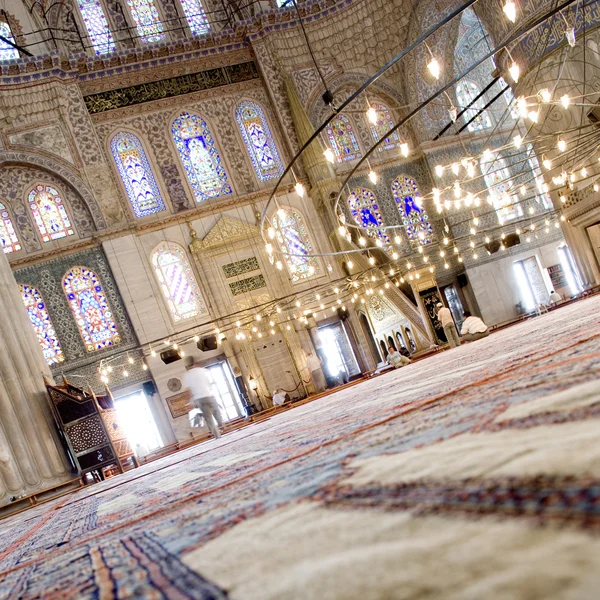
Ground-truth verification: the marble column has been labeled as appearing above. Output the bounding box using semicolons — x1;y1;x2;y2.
0;250;71;505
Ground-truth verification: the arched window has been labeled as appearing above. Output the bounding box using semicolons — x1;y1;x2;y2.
0;203;20;253
326;114;362;163
525;144;553;209
456;81;492;132
391;176;432;245
368;103;400;151
151;242;207;322
110;131;166;217
19;284;65;366
28;185;74;243
125;0;165;43
171;112;232;202
78;0;115;54
347;188;391;251
235;100;284;182
480;154;522;223
63;267;120;352
179;0;210;35
272;209;319;281
0;22;19;60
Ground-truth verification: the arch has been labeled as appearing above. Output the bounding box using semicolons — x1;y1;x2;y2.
179;0;210;35
151;241;207;322
0;21;19;60
395;330;406;349
125;0;166;43
63;266;121;352
347;187;392;251
326;114;362;163
479;153;522;223
404;326;417;353
391;176;432;245
387;335;397;351
171;111;232;203
28;184;75;243
358;311;382;364
455;80;492;132
77;0;116;55
368;102;400;151
272;208;319;282
379;339;388;360
235;100;284;182
110;131;166;218
19;284;65;366
0;202;21;253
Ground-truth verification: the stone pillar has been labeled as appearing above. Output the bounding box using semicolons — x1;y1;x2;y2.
0;251;71;505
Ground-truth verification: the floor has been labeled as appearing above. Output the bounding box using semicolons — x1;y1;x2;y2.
1;296;600;599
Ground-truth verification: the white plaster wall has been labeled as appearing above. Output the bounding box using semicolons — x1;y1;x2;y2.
465;240;568;326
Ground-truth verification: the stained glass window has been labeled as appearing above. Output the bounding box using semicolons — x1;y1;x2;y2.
126;0;166;43
63;267;120;352
326;114;362;163
110;132;165;217
78;0;116;55
172;112;232;202
369;103;400;151
235;100;284;182
347;188;392;251
391;177;432;246
0;203;20;253
480;154;522;222
0;22;19;61
456;80;492;132
272;209;319;282
19;284;65;366
180;0;210;35
151;242;207;322
28;185;74;243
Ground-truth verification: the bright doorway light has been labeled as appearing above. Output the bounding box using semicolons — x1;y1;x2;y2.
115;390;162;454
558;244;583;294
513;260;536;311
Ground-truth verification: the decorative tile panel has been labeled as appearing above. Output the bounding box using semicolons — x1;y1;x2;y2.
222;257;260;278
65;414;108;453
229;274;267;296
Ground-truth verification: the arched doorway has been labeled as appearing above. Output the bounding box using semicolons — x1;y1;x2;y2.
387;335;397;351
404;327;417;353
359;312;382;364
379;339;388;360
395;330;406;349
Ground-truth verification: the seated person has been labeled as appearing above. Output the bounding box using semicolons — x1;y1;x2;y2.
272;388;287;407
460;311;489;342
548;289;562;305
387;346;411;369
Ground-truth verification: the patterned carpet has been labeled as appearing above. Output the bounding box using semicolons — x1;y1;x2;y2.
2;297;600;599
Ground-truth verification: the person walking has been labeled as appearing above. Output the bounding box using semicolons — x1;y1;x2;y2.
460;311;490;342
436;302;460;348
183;356;223;439
387;346;411;369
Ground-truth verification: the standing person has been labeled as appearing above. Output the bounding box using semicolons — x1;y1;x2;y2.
460;311;490;342
183;356;223;439
436;302;461;348
548;289;562;305
306;350;326;392
387;346;411;369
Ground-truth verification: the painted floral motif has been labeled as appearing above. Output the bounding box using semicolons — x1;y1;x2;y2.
391;177;432;245
172;112;232;202
110;131;166;217
326;114;362;163
235;100;284;182
63;267;120;352
152;242;207;322
347;188;392;251
0;202;20;253
78;0;116;54
272;210;318;281
19;284;65;365
28;185;75;243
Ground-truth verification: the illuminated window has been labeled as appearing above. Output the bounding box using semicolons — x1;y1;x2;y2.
326;114;362;163
0;22;19;60
63;267;120;352
272;209;318;281
391;176;432;245
125;0;165;43
78;0;116;54
525;143;553;209
152;242;207;322
110;131;166;217
235;100;284;182
347;188;391;251
28;185;74;243
480;154;522;222
19;284;65;365
0;202;20;253
179;0;210;35
368;103;399;151
456;80;492;131
172;112;232;202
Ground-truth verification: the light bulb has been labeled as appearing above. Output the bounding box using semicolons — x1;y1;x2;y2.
509;61;520;83
128;356;134;364
359;237;366;246
394;235;401;244
276;260;283;270
473;217;480;226
451;163;460;175
528;111;539;123
101;375;108;383
366;105;378;124
513;135;522;148
265;243;273;254
503;0;516;22
557;139;567;152
467;162;475;178
594;184;599;192
427;57;440;79
444;262;449;269
256;314;261;321
123;370;129;377
520;185;526;196
454;181;461;198
400;143;409;158
443;236;449;245
473;253;478;259
435;165;444;177
277;206;286;218
347;260;354;269
517;96;528;117
295;182;305;197
543;158;552;170
581;167;588;178
369;256;375;265
560;194;567;203
449;106;458;122
561;94;570;109
539;88;552;103
368;170;378;184
151;350;157;358
324;148;335;163
565;27;576;47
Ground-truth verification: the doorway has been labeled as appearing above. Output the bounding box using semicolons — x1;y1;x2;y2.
359;312;383;363
206;361;245;421
114;390;163;454
318;322;361;380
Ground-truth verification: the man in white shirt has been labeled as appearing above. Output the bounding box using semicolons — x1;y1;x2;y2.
272;388;287;407
548;290;562;305
387;346;411;369
183;357;223;439
436;302;460;348
460;311;490;342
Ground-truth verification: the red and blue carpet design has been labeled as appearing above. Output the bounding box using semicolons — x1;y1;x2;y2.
2;297;600;598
